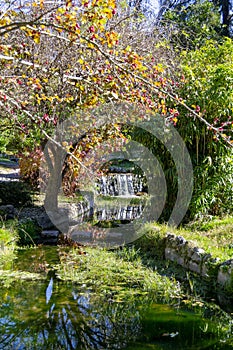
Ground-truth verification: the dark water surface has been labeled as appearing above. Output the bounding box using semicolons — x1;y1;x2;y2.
0;247;233;350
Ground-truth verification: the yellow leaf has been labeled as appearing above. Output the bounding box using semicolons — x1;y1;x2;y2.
33;36;40;44
57;8;66;14
40;0;44;9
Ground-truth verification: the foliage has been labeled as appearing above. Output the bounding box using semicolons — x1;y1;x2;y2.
180;38;233;132
190;151;233;218
17;219;42;247
0;0;233;220
19;147;44;189
0;227;17;269
162;0;222;48
176;39;233;218
0;0;180;139
56;246;181;300
130;38;233;220
0;181;33;207
0;135;9;153
0;0;184;209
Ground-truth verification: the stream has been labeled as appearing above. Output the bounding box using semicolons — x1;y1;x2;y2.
1;164;233;349
0;247;233;350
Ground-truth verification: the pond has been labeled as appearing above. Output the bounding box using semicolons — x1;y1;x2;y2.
0;247;233;350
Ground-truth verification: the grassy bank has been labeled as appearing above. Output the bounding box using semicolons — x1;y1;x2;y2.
55;246;182;302
1;215;233;303
135;217;233;263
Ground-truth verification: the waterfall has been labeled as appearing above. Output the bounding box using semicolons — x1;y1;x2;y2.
97;173;144;196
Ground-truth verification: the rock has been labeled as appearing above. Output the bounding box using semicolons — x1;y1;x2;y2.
41;230;60;238
188;261;201;274
217;260;233;286
165;247;179;263
191;247;206;263
36;212;55;230
0;204;15;219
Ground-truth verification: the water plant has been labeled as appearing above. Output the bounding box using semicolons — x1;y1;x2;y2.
55;246;182;302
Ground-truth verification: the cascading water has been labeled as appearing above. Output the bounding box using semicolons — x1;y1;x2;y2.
97;173;144;196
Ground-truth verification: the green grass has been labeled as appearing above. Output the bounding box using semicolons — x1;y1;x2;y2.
135;217;233;262
187;216;233;231
0;226;18;269
55;246;182;302
179;216;233;261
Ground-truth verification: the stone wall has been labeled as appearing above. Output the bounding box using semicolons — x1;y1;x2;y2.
164;233;233;292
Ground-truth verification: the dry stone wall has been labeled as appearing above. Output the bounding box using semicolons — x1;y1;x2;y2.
164;233;233;292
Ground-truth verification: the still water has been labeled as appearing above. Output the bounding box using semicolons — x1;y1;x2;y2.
0;247;233;350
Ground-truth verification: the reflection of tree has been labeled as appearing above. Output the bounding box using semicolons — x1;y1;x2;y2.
0;279;142;350
1;277;232;349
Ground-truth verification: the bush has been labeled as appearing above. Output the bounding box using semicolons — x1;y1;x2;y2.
19;148;44;189
189;152;233;219
17;219;41;246
0;181;33;207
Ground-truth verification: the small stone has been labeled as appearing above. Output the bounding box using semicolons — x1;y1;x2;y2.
191;248;206;263
176;235;186;246
165;247;180;263
41;230;59;238
201;263;210;278
217;261;233;286
189;261;201;274
0;204;15;219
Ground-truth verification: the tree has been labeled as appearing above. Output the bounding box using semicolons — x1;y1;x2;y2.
0;0;181;208
173;38;233;217
0;0;232;220
157;0;232;43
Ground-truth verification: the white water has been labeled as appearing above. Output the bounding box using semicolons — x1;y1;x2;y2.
98;173;144;197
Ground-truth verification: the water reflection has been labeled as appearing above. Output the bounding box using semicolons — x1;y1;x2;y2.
0;280;141;349
0;278;232;350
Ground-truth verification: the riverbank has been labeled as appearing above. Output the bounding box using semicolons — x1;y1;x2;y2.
1;212;233;348
0;159;233;314
1;215;233;309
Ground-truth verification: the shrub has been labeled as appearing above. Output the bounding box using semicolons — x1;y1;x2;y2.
0;181;32;207
19;148;44;189
17;219;41;246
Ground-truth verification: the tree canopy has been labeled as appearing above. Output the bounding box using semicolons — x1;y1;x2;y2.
0;0;233;219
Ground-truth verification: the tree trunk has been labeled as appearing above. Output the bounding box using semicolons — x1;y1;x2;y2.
44;142;66;212
221;0;231;37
